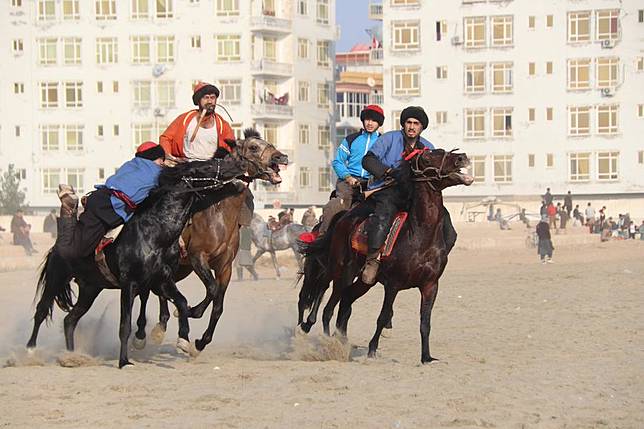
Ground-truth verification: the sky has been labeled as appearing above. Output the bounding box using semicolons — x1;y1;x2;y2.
336;0;376;52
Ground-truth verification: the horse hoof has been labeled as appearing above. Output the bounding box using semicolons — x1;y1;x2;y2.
26;346;36;355
177;338;200;358
150;324;166;345
119;360;134;369
367;350;377;359
295;325;308;336
132;336;146;350
421;356;438;364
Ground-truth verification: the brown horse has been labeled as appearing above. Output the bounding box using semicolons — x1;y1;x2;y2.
297;149;473;363
147;129;288;353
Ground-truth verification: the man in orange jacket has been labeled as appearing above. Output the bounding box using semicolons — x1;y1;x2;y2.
160;81;235;162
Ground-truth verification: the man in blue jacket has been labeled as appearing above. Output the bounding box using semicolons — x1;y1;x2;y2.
319;105;384;234
56;142;165;260
360;106;434;284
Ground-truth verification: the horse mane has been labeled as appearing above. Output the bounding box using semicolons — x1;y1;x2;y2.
157;159;211;188
243;128;262;139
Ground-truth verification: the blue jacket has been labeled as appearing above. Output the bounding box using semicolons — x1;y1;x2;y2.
331;130;380;180
365;130;434;189
96;157;162;221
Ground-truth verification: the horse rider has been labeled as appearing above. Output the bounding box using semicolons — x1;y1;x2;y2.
56;142;165;260
318;104;384;234
360;106;435;284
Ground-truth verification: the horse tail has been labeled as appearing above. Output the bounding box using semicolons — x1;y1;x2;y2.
34;248;75;320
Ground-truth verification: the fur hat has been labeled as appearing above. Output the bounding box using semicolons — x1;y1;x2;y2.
400;106;429;130
360;105;385;126
192;81;220;105
135;141;165;161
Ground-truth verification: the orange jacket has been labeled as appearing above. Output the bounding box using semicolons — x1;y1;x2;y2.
159;110;235;158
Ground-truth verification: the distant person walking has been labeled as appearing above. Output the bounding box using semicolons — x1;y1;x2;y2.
572;204;582;226
563;191;573;217
43;209;58;238
543;188;553;206
536;216;554;264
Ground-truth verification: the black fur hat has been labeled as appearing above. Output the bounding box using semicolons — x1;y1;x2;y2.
400;106;429;129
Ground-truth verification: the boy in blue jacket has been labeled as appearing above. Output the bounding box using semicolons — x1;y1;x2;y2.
56;142;165;260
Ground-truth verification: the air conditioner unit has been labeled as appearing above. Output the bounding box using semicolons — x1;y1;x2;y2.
601;39;615;48
600;87;614;97
152;64;166;77
451;36;462;46
153;107;166;117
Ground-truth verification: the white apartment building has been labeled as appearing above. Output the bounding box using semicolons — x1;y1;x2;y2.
379;0;644;199
0;0;337;210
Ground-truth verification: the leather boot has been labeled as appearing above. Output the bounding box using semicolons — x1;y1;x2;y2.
57;184;78;218
56;216;78;259
361;251;381;285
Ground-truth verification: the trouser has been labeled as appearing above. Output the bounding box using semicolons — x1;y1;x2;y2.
14;234;35;255
56;189;123;260
366;186;410;253
319;177;368;234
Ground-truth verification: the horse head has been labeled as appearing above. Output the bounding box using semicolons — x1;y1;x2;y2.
229;128;289;185
412;148;474;190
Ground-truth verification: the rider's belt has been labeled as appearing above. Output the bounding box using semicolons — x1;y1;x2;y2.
109;189;137;213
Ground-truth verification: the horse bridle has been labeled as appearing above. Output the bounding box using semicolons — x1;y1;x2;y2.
237;137;276;181
410;149;459;190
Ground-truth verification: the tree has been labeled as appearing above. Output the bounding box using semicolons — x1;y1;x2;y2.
0;164;27;214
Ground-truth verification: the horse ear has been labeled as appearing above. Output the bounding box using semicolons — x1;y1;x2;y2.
213;147;229;159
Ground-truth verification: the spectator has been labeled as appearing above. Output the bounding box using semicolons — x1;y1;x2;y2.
43;209;58;238
572;204;582;226
539;201;547;217
639;221;644;240
628;221;636;239
519;208;530;228
558;203;568;230
543;188;553;206
563;191;573;218
235;226;258;281
10;209;37;256
536;216;554;264
494;208;510;230
585;203;595;233
546;202;557;232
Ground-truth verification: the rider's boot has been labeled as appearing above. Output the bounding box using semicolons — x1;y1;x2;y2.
56;184;79;258
361;251;381;285
362;220;388;285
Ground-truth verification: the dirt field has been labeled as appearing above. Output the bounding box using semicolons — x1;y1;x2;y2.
1;227;642;428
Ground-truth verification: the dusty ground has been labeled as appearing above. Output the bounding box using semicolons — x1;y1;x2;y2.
0;226;642;428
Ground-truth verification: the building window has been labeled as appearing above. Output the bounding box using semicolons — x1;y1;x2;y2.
216;35;241;62
318;125;330;149
435;111;447;125
637;57;644;72
392;0;420;4
568;59;590;90
639;10;644;23
131;0;149;19
337;91;369;119
155;36;175;63
392;21;420;51
464;63;485;93
491;62;512;93
298;38;309;59
491;16;513;47
297;81;310;102
596;57;619;88
435;20;447;41
218;79;241;104
42;169;61;194
190;35;201;49
392;66;420;96
569;153;590;181
316;0;329;25
65;125;83;151
299;167;311;188
37;0;56;21
528;154;535;167
638;104;644;118
546;153;554;168
568;106;591;136
528;16;535;30
528;62;536;76
113;81;119;92
64;82;83;107
297;0;307;16
38;38;58;66
465;108;485;138
597;105;618;135
14;82;25;94
132;80;152;108
317;83;330;108
493;155;512;183
492;108;512;137
216;0;239;16
12;39;24;54
95;0;117;20
155;0;173;18
391;110;401;130
464;16;486;48
40;82;59;108
470;156;486;183
596;10;620;41
131;36;151;64
546;107;553;121
113;124;119;136
318;167;331;192
132;123;153;147
156;81;175;108
317;40;331;67
263;123;278;146
15;126;21;137
66;168;85;194
96;37;118;64
63;37;82;65
41;125;60;151
546;15;553;29
528;108;535;122
97;81;104;93
299;124;310;144
263;37;277;62
546;61;553;74
597;152;619;180
638;151;644;164
568;11;590;43
436;66;448;79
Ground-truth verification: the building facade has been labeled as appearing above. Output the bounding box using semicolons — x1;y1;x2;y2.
0;0;337;210
379;0;644;198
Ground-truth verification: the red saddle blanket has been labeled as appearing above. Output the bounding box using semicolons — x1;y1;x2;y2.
351;212;408;258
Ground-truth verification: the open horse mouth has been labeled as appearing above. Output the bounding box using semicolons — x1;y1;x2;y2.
265;154;288;184
450;167;475;186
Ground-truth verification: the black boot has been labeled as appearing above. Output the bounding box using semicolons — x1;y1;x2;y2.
55;216;78;259
361;251;381;285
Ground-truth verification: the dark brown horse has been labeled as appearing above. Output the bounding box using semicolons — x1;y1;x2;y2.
297;149;473;363
147;129;288;354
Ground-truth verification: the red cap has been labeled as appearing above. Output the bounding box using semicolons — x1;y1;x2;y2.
363;105;384;116
136;141;158;154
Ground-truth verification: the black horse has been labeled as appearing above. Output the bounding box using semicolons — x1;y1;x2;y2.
297;149;473;363
27;151;255;368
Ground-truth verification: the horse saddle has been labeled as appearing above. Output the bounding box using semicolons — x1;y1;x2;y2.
350;212;408;258
94;224;123;287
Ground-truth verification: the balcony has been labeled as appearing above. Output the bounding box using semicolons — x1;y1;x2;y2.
251;103;293;119
251;60;293;77
368;2;383;20
369;48;383;65
250;15;292;34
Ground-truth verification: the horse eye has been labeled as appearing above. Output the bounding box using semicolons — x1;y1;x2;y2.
250;144;259;151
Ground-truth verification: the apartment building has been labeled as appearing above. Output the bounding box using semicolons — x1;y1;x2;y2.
378;0;644;198
0;0;337;209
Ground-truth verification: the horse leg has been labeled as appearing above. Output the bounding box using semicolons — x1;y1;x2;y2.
195;264;233;352
321;284;343;336
252;248;264;264
187;254;216;319
133;289;150;350
150;296;170;345
368;286;399;358
63;284;101;352
159;275;192;355
419;282;439;363
270;251;280;278
335;280;372;338
118;283;135;368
